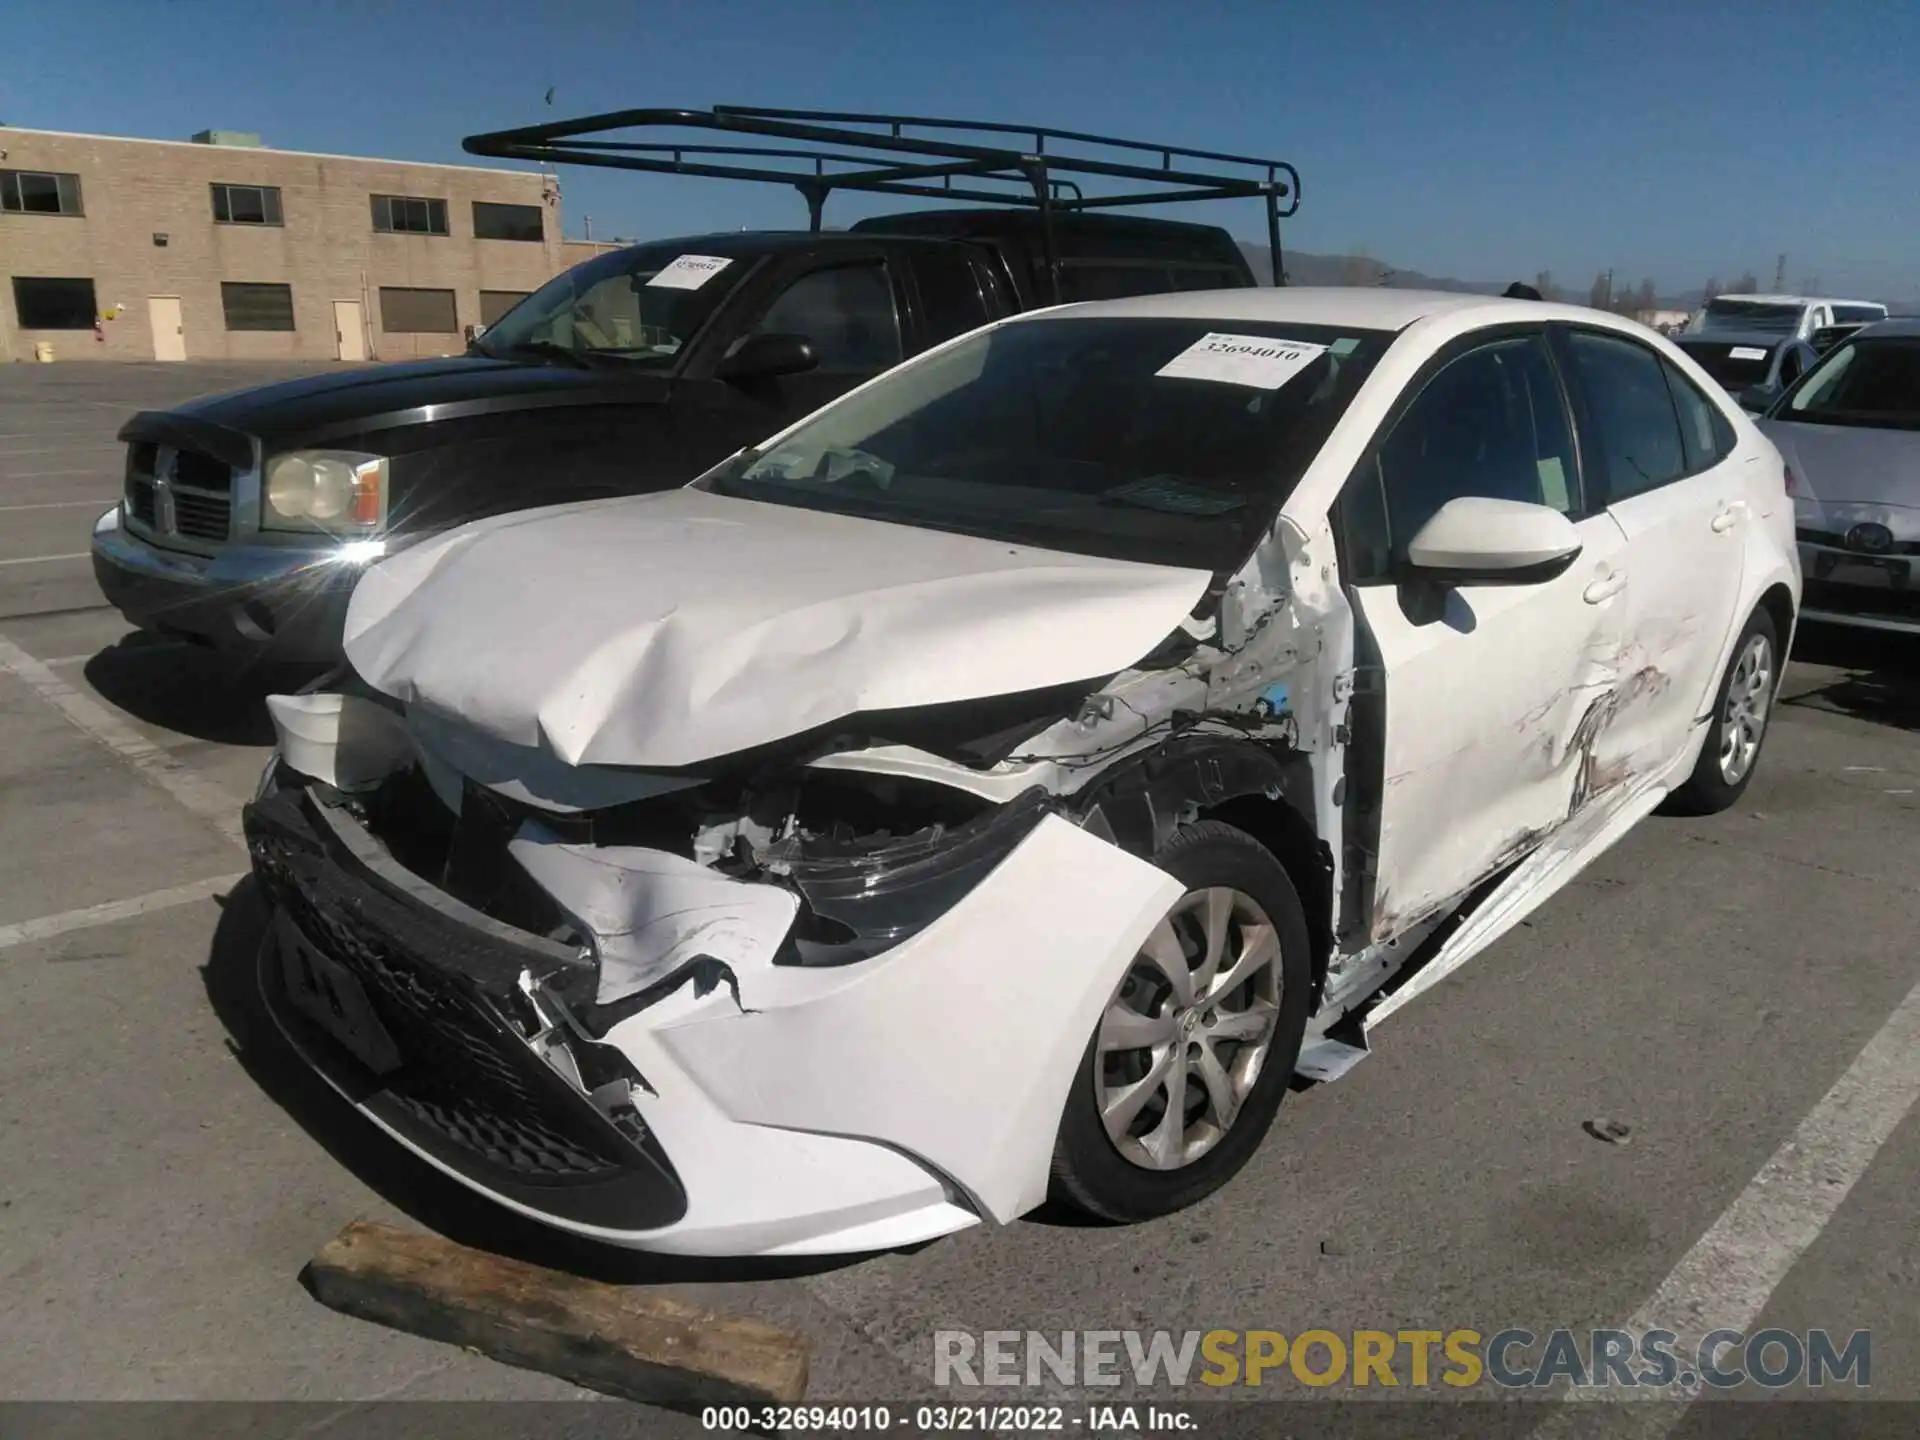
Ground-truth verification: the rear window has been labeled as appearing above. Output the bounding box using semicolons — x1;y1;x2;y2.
1676;340;1777;391
1701;300;1803;334
1831;304;1887;325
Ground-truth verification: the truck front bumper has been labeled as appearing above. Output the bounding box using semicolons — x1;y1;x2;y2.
90;506;376;665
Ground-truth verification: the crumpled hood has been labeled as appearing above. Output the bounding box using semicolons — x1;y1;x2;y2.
343;486;1213;769
1762;419;1920;508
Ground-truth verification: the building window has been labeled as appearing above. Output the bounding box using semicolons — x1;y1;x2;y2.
370;194;449;236
211;183;284;226
472;201;544;242
2;170;85;216
380;286;458;333
479;290;531;326
11;277;98;329
221;282;296;332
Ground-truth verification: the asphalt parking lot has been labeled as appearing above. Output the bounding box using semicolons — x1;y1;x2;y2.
2;360;1916;1434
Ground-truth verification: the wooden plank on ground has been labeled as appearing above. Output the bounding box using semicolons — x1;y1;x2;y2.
302;1219;810;1410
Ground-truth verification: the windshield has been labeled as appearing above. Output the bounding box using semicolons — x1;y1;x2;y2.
1677;339;1778;390
1781;339;1920;430
476;243;752;366
698;316;1394;572
1699;300;1804;335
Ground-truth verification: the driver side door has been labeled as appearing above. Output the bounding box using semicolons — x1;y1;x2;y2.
669;256;910;473
1339;328;1633;944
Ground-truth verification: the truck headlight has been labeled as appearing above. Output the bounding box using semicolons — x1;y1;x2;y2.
263;450;388;532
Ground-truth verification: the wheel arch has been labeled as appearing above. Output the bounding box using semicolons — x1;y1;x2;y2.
1072;734;1335;1002
1755;581;1797;670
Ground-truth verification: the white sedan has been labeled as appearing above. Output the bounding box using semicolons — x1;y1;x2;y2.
243;287;1800;1255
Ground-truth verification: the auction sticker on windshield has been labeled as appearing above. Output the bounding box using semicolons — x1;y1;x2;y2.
1157;333;1329;390
647;254;734;290
1730;346;1769;361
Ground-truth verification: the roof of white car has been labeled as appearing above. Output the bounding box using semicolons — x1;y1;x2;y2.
1709;293;1884;309
1026;286;1589;332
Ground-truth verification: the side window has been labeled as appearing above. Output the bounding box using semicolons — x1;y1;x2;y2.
1341;334;1578;581
1661;360;1736;473
909;252;992;346
750;263;904;374
1565;331;1687;504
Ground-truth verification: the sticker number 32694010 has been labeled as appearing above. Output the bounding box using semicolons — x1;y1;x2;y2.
1156;332;1330;390
647;254;734;290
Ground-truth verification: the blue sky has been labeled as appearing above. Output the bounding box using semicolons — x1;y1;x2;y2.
5;0;1915;298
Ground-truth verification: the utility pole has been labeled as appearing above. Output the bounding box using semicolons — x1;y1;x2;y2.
1774;253;1787;290
1604;269;1614;310
584;215;593;241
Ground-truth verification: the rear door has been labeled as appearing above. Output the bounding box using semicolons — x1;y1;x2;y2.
1556;326;1750;778
903;248;1003;350
1338;327;1633;943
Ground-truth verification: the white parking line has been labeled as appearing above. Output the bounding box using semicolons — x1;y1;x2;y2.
0;468;109;480
0;874;247;951
0;552;89;567
0;499;115;513
0;633;246;848
1538;971;1920;1432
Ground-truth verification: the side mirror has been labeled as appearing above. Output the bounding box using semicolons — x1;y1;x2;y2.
717;331;819;384
1738;384;1776;413
1404;497;1583;585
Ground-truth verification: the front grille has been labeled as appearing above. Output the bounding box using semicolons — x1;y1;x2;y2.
1798;527;1920;556
171;490;230;540
174;449;233;492
243;788;687;1229
122;441;233;540
1803;578;1920;622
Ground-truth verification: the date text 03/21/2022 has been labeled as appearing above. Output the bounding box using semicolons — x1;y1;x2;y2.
699;1405;1197;1432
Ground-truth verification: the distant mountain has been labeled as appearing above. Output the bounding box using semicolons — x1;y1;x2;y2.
1238;244;1916;313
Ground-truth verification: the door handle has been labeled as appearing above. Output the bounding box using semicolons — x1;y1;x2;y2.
1583;569;1626;604
1711;503;1744;533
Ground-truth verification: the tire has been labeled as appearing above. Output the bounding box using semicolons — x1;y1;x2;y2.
1049;820;1313;1223
1662;606;1781;817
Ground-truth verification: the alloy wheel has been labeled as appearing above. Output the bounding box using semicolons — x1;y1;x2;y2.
1718;631;1775;785
1095;887;1286;1171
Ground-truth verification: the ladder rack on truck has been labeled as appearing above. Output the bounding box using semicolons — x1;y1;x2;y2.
462;105;1301;300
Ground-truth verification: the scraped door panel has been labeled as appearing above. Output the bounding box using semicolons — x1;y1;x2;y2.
1355;511;1632;944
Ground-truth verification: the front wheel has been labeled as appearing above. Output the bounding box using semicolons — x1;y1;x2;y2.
1048;821;1313;1223
1662;607;1781;816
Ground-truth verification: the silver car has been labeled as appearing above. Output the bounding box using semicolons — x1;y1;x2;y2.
1759;318;1920;634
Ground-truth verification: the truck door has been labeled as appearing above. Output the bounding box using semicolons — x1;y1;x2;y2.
670;254;910;470
905;249;1003;350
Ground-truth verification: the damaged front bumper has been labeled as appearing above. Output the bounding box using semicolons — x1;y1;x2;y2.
242;768;1179;1256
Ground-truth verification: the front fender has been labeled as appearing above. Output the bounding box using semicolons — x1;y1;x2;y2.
643;815;1183;1224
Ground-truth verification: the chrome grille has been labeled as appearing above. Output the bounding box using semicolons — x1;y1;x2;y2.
122;442;234;542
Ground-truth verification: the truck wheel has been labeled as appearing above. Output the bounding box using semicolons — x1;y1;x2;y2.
1049;821;1312;1223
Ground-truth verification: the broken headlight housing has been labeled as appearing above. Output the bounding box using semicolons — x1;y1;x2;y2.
765;784;1055;966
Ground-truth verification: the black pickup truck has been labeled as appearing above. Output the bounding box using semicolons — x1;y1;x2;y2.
92;107;1296;665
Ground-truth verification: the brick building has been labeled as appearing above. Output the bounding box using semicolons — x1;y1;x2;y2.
1;126;611;363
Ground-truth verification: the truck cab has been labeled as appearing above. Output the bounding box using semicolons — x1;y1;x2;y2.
91;106;1290;667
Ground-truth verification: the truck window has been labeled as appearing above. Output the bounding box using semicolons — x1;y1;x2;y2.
750;263;904;373
909;253;994;346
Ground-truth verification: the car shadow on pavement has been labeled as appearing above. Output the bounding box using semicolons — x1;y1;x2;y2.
1782;625;1920;733
82;634;311;747
201;876;892;1286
